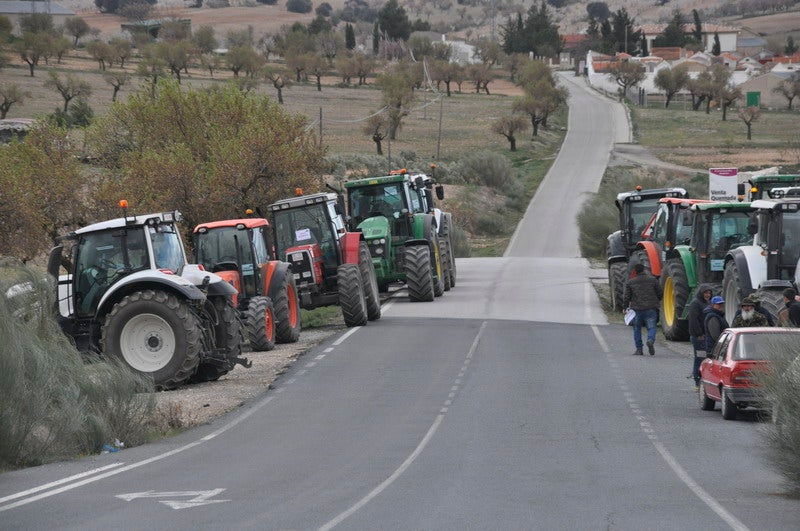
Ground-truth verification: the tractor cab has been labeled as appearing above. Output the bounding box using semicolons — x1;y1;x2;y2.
615;187;687;249
269;192;347;293
347;175;417;236
193;217;275;304
688;202;754;285
749;199;800;282
740;175;800;201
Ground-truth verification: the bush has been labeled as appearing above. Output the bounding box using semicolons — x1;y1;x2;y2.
756;341;800;495
450;225;471;257
0;260;156;470
286;0;313;13
455;150;518;194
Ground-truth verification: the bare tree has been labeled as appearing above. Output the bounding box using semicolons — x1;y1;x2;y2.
738;106;761;141
608;60;646;102
263;66;292;104
0;83;31;118
773;76;800;110
44;71;92;112
103;71;130;102
363;113;389;155
491;114;527;151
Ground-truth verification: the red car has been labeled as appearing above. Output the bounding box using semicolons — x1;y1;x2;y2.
699;327;800;420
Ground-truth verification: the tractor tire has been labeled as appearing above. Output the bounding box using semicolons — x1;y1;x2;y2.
440;213;456;287
358;241;381;321
440;238;452;292
754;289;784;326
661;258;690;341
101;289;201;390
245;296;276;352
338;263;367;326
608;261;628;311
430;228;445;298
722;261;748;320
273;271;301;344
192;296;242;382
405;244;435;302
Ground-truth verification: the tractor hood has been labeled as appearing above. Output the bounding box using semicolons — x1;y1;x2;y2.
358;216;390;240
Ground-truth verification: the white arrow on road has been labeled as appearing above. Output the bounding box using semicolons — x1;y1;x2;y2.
116;489;229;509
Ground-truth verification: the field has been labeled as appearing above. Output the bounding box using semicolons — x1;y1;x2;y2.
631;103;800;171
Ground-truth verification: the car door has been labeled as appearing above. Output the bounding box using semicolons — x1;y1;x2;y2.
704;332;732;400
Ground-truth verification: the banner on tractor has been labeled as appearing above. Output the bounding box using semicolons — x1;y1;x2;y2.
708;168;739;201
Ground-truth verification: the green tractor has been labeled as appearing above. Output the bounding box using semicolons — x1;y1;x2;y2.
345;173;446;302
739;174;800;201
657;202;755;340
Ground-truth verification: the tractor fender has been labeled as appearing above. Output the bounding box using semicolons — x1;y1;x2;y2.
607;231;626;263
636;240;662;277
404;238;429;247
340;231;362;265
95;270;206;320
263;260;292;301
422;214;437;246
725;247;763;292
668;246;697;289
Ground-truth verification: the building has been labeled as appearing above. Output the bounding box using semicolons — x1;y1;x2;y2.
0;0;74;35
639;23;739;55
738;71;799;109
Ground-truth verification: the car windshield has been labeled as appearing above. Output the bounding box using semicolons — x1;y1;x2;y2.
735;333;799;360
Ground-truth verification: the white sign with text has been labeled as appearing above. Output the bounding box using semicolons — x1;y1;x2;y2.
709;167;739;201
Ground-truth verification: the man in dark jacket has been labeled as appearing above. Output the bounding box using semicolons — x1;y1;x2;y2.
704;296;729;353
780;288;800;327
686;284;713;386
623;263;663;356
731;293;775;326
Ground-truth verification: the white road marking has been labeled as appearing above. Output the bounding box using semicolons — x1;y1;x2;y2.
116;489;229;509
0;463;124;504
315;354;327;360
333;326;360;345
590;325;750;531
305;362;317;368
323;348;334;353
318;321;488;531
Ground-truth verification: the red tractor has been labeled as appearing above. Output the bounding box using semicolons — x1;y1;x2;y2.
267;191;381;327
193;217;301;352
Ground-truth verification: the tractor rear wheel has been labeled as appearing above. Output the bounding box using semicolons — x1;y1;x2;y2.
245;296;276;352
339;263;367;326
661;259;690;341
722;261;747;319
192;296;243;382
101;290;201;390
440;238;452;292
754;289;784;326
358;241;381;321
405;245;434;302
440;214;456;287
430;226;445;298
273;271;301;344
609;261;627;311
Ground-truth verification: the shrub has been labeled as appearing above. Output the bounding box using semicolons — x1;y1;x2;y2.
0;260;155;470
450;225;471;257
286;0;313;14
455;150;518;194
756;340;800;495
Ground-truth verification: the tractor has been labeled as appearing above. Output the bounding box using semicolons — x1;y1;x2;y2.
47;202;247;390
394;168;457;290
722;198;800;320
267;191;381;327
631;197;713;339
657;202;755;340
345;173;446;302
738;174;800;201
193;216;301;352
606;186;687;310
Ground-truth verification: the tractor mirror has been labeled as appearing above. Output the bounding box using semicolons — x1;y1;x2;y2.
737;183;745;195
747;215;758;235
436;184;444;200
414;176;424;189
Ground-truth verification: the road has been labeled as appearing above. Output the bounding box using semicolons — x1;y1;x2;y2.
2;74;798;530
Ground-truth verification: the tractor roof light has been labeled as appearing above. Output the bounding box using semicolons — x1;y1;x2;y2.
245;208;254;216
236;223;246;230
636;185;642;191
295;188;304;196
751;187;758;193
119;199;129;209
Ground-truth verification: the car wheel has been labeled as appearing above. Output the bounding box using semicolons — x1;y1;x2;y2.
699;384;715;411
721;388;738;420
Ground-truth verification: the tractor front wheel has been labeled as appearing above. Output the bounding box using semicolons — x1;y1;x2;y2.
245;296;276;352
358;241;381;321
273;271;301;344
661;259;690;341
405;245;434;302
192;296;243;382
722;261;747;319
101;290;201;390
338;263;367;326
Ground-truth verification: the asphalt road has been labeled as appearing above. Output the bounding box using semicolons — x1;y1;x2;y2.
2;74;798;530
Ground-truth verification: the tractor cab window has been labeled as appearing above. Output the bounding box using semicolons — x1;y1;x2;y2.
327;202;345;242
349;183;407;226
779;211;800;277
650;205;670;244
196;227;249;271
674;210;693;246
252;227;271;263
150;223;185;273
710;212;753;254
274;204;337;268
626;198;660;238
74;228;147;316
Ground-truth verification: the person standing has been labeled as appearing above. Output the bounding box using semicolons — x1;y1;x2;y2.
623;263;662;356
731;295;769;328
779;288;800;327
686;284;713;386
703;295;729;353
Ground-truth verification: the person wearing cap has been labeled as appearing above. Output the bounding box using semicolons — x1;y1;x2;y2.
703;295;729;352
731;296;769;328
779;288;800;327
623;262;662;356
732;293;775;326
687;284;713;385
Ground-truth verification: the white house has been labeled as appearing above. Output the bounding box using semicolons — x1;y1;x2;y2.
639;23;738;55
